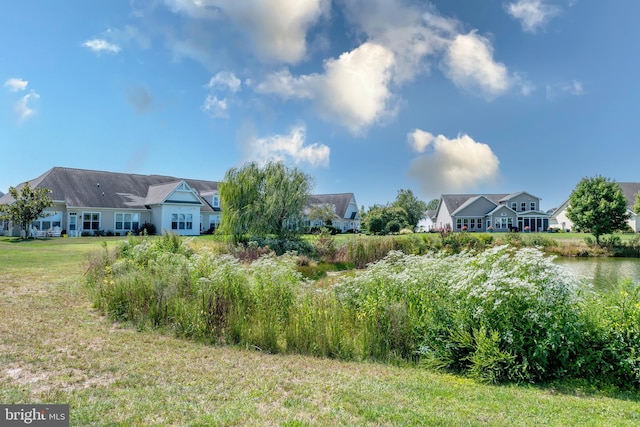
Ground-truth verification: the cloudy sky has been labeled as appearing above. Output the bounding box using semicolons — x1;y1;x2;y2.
2;0;639;210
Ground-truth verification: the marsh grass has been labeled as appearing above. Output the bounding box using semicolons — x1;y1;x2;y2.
3;236;640;426
86;235;640;389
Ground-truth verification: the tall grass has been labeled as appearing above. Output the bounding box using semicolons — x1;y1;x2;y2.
86;234;640;389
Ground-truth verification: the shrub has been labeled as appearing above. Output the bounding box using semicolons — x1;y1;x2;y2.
313;228;337;262
139;222;156;236
386;220;401;234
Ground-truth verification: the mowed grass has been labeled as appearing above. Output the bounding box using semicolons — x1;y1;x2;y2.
1;237;639;426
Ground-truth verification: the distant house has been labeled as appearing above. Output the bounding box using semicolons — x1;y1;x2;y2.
305;193;360;232
550;182;640;232
434;192;549;232
0;167;221;237
0;167;360;237
416;209;436;232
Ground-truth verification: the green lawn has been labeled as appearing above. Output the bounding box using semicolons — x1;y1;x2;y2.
1;236;639;426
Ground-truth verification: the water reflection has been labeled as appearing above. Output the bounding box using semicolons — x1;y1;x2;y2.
554;257;640;291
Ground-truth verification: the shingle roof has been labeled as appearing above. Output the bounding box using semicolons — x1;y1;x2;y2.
0;167;218;211
0;168;359;218
440;194;508;215
307;193;356;219
144;181;183;205
618;182;640;211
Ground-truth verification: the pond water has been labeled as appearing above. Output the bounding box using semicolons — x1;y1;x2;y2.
554;257;640;291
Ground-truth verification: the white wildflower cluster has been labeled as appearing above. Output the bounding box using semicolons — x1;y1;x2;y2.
334;245;582;346
129;239;154;266
194;252;246;294
334;250;469;316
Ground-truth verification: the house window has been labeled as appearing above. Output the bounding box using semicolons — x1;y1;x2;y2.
33;211;62;230
115;213;140;232
470;218;476;229
530;202;536;211
82;212;100;230
213;194;220;208
68;213;77;231
171;213;193;230
496;217;513;229
521;202;526;212
511;202;517;210
456;218;462;229
1;219;9;231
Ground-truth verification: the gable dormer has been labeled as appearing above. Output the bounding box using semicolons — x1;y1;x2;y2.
145;180;203;206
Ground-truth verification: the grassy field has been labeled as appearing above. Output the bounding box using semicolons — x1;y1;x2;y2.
1;236;640;426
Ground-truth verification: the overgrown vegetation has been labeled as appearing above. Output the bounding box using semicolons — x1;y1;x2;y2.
86;234;640;390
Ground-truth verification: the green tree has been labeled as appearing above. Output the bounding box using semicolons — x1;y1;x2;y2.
218;161;312;242
367;214;385;235
308;203;335;227
392;189;428;229
426;198;440;211
567;176;630;245
362;204;409;234
634;192;640;215
0;182;53;237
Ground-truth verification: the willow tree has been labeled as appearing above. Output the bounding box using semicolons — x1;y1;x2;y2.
218;161;312;242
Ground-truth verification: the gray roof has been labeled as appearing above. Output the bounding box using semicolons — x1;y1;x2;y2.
440;194;509;216
618;182;640;211
498;191;542;202
307;193;356;219
0;168;359;217
0;167;218;212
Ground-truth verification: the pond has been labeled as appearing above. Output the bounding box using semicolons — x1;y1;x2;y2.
554;257;640;291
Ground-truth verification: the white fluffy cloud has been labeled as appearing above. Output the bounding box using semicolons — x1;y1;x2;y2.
165;0;527;134
442;31;511;99
164;0;328;64
256;42;395;135
505;0;560;33
408;130;500;196
242;126;330;167
342;0;520;99
4;78;39;121
3;78;28;92
202;72;242;118
201;95;228;118
205;71;241;92
82;39;121;54
15;91;40;122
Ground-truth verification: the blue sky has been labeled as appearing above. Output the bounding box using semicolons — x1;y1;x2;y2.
2;0;639;211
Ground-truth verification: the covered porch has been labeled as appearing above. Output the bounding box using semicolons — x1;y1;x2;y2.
517;213;549;232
